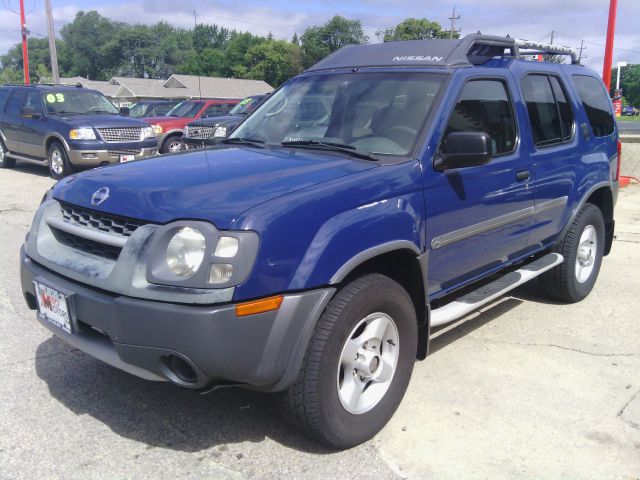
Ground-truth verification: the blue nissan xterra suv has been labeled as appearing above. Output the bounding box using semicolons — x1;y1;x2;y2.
0;84;158;179
20;35;620;448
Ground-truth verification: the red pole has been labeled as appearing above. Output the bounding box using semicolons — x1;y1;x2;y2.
19;0;30;85
602;0;617;92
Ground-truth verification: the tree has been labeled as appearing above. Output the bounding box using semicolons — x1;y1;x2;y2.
0;37;62;81
243;40;303;86
616;64;640;107
0;67;22;85
383;18;458;42
300;15;368;67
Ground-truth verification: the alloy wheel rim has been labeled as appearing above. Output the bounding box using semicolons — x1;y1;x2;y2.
168;141;183;152
50;150;63;175
575;224;597;283
337;312;400;415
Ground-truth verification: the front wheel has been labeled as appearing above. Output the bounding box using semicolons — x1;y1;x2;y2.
281;273;417;449
539;203;605;303
48;141;73;179
161;135;184;154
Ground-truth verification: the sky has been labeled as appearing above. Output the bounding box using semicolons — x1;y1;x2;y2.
1;0;640;74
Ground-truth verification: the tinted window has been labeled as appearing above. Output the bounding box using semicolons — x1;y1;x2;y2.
445;79;517;156
5;89;26;116
23;91;42;111
572;75;615;137
167;101;204;118
202;104;227;117
549;76;574;141
0;88;9;108
521;75;563;146
150;103;175;116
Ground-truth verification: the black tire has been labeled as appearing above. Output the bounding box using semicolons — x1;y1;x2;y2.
161;135;184;154
539;203;605;303
48;141;73;180
281;273;418;449
0;139;16;168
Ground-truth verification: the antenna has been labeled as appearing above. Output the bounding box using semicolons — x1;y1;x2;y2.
448;6;461;39
193;9;202;100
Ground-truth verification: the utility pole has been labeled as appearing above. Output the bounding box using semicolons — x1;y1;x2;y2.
44;0;59;83
549;30;555;45
577;40;587;62
602;0;618;91
19;0;30;84
448;6;460;39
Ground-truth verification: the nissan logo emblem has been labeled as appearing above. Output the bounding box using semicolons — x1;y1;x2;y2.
91;187;110;206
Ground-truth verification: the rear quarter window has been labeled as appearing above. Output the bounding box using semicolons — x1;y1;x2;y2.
571;75;615;137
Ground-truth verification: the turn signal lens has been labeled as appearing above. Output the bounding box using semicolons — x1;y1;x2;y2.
235;295;283;317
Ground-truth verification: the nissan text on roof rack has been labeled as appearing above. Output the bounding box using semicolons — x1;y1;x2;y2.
20;34;619;448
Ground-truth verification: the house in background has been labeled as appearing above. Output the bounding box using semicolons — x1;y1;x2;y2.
39;75;273;107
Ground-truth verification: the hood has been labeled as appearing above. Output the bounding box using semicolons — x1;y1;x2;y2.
144;116;189;128
57;114;148;129
52;147;377;229
188;115;241;127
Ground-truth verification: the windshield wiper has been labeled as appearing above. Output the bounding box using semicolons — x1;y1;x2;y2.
221;137;265;148
281;140;377;161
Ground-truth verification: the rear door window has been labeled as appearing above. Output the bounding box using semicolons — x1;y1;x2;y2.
521;75;565;147
5;89;26;116
572;75;615;137
202;104;227;117
445;78;517;156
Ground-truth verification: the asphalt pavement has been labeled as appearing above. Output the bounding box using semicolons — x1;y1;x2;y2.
0;162;639;480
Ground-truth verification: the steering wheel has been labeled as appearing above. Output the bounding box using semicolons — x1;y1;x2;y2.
385;125;418;150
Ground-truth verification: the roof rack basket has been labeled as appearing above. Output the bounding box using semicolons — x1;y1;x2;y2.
462;35;579;65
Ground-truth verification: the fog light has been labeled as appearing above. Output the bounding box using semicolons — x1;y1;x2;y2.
214;236;239;258
209;263;233;284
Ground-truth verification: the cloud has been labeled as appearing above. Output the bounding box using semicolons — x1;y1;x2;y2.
2;0;639;71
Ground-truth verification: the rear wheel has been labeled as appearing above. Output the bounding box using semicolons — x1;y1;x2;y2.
0;140;16;168
48;141;73;180
281;273;417;449
539;203;605;302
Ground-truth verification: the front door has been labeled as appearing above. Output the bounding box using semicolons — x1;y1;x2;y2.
19;90;47;159
424;74;534;298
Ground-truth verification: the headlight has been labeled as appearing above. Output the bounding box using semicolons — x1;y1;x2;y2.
214;236;239;257
69;127;96;140
166;227;206;278
142;126;154;139
151;124;163;135
213;126;227;138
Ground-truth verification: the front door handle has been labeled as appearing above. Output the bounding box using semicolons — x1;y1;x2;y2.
516;170;531;181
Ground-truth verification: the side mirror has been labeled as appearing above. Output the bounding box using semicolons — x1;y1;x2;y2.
119;107;130;116
435;131;493;171
20;107;42;119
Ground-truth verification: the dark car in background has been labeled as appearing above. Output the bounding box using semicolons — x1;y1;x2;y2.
144;99;239;153
0;85;158;179
183;94;267;149
129;100;180;118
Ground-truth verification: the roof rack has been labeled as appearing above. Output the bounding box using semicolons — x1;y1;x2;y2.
306;34;580;72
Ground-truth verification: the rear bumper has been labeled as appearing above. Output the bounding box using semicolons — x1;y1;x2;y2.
67;146;158;166
21;247;334;391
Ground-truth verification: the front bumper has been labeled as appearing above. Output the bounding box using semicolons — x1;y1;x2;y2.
67;146;158;166
21;248;334;391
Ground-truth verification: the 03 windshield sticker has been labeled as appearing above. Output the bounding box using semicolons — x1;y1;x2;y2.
45;93;65;103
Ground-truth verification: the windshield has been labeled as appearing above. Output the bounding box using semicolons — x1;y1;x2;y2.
166;101;204;118
42;90;119;115
129;103;148;117
229;96;264;116
230;72;445;158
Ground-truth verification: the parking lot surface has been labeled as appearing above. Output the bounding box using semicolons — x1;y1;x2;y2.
0;163;639;480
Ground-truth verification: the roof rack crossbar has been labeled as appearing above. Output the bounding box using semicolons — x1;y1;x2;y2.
513;39;579;64
461;35;579;65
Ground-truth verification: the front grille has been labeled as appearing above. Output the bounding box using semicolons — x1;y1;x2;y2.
107;148;142;157
185;125;215;140
97;127;143;143
59;202;145;237
50;226;122;260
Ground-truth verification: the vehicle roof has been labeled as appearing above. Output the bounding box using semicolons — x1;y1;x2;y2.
307;34;579;72
4;84;96;91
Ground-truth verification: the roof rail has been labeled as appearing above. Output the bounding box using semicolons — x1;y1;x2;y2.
512;38;579;64
460;34;579;65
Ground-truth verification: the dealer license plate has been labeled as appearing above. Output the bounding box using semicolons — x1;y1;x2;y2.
33;281;73;334
120;154;135;163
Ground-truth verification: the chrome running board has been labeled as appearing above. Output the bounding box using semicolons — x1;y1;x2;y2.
430;253;563;327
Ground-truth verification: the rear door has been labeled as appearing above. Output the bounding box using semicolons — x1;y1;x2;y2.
1;88;26;153
517;71;578;247
424;73;535;297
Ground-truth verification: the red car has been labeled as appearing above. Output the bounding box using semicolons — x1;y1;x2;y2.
145;99;239;153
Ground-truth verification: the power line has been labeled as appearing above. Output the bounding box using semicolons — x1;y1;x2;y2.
555;31;640;56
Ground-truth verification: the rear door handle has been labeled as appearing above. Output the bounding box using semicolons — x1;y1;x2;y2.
516;170;531;181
